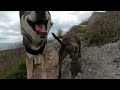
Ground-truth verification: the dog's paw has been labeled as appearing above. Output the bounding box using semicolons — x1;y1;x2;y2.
42;73;47;79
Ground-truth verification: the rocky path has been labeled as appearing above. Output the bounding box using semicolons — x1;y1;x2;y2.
76;40;120;79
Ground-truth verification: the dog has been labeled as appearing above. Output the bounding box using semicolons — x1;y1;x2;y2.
19;11;53;79
52;32;81;79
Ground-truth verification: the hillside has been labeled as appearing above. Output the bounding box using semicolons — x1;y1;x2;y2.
87;12;105;24
0;47;27;79
85;11;120;46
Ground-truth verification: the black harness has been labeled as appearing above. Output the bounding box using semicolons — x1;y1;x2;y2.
23;40;46;55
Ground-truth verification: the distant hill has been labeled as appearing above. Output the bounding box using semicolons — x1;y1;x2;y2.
0;43;14;51
0;43;23;51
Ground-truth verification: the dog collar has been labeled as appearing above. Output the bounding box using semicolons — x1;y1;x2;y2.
24;42;46;55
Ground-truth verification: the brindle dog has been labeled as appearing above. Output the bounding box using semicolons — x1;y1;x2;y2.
52;32;81;79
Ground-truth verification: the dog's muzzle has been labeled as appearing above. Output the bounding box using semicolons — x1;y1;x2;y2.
27;18;48;38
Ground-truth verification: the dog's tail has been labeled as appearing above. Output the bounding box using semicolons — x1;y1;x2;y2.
52;33;64;45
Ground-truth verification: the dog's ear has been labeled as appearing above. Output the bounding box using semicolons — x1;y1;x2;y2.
19;11;25;19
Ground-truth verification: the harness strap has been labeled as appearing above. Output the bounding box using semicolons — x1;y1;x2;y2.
24;40;46;55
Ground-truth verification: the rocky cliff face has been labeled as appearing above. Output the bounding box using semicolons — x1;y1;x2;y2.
87;12;105;24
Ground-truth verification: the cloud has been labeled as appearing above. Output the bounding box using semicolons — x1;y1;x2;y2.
0;11;21;43
0;11;94;43
0;36;9;40
48;11;93;39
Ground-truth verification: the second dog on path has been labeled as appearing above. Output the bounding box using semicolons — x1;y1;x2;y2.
52;32;81;79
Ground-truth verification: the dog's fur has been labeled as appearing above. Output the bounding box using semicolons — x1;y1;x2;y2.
52;32;81;79
19;11;52;79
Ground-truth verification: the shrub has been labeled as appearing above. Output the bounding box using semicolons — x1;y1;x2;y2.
1;58;27;79
70;57;82;78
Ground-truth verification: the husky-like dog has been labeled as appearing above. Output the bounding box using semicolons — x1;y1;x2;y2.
19;11;53;79
52;32;81;79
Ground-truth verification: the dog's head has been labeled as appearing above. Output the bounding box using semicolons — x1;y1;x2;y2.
19;11;53;38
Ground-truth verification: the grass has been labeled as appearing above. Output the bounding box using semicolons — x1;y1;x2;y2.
0;47;27;79
80;20;89;25
0;58;27;79
48;39;54;43
70;57;82;78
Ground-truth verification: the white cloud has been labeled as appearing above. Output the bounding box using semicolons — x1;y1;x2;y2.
48;11;93;39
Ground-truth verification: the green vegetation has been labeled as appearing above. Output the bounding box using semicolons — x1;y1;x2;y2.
48;39;54;43
0;46;27;79
70;57;82;78
0;58;26;79
80;20;89;25
83;11;120;46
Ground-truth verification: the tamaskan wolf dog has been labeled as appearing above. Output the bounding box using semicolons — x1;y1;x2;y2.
19;11;53;79
52;32;81;79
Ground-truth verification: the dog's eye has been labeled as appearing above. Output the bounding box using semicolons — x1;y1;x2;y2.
44;20;48;25
27;19;34;25
42;20;48;25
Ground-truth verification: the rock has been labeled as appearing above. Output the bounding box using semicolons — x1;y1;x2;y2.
75;40;120;79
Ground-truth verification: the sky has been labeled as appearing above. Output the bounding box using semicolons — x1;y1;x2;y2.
0;11;94;43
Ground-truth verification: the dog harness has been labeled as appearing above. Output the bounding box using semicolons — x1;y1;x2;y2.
23;39;46;55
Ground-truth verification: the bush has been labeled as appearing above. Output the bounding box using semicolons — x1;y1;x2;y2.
67;25;86;36
70;57;82;78
57;27;64;39
1;58;27;79
80;21;89;25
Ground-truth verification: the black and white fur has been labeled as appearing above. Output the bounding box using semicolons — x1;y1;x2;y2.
19;11;53;79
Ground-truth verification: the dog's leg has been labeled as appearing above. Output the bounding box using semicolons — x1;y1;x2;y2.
34;57;37;65
41;52;47;79
41;41;47;79
78;39;81;57
78;46;81;57
37;56;42;64
34;56;42;65
58;56;62;79
26;58;33;79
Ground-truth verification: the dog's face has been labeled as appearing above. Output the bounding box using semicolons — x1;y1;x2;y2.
20;11;53;38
